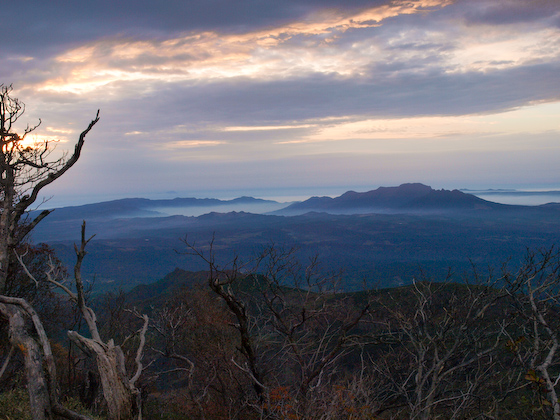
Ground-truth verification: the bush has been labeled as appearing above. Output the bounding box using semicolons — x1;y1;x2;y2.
0;389;31;420
0;389;106;420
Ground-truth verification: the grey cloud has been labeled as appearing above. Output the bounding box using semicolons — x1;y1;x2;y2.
42;59;558;160
111;61;560;129
461;0;560;25
3;0;385;57
17;54;560;154
386;42;454;53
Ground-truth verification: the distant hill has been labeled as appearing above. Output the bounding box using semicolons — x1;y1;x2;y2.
32;196;285;221
274;183;510;215
32;185;546;222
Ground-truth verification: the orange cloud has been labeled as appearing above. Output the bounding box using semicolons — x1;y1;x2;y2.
38;0;453;93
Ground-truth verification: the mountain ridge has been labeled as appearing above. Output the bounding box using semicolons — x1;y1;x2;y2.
274;183;511;215
34;196;284;221
32;183;559;222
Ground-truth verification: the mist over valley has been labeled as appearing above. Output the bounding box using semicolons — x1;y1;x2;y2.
30;184;560;292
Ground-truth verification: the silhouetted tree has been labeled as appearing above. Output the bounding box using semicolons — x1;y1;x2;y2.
0;84;99;420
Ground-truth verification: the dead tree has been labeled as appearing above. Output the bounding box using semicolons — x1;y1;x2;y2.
147;280;254;420
0;84;99;293
200;247;267;402
184;239;371;419
371;277;508;420
44;222;149;420
504;249;560;419
0;295;92;420
0;84;99;419
252;247;371;410
149;303;196;382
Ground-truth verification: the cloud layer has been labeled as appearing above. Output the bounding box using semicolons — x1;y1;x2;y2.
3;0;560;205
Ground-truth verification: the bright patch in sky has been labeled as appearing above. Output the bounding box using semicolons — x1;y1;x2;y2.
2;0;560;204
38;0;456;93
449;28;560;73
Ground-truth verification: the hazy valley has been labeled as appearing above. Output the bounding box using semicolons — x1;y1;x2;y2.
30;183;560;291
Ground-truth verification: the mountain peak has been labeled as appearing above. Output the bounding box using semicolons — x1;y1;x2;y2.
276;183;501;215
395;183;433;192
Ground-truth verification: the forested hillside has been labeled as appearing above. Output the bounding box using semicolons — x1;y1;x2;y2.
4;245;560;419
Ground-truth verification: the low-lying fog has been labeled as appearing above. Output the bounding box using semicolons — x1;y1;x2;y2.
469;191;560;206
151;201;292;217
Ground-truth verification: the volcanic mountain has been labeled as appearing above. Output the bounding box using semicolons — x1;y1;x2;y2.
274;183;507;215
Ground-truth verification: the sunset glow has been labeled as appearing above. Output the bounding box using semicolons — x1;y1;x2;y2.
2;0;559;205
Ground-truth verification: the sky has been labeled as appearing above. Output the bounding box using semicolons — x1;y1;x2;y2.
2;0;560;206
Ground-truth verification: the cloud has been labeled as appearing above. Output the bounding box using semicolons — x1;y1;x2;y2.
110;61;560;128
3;0;560;204
14;1;452;98
1;0;388;58
12;0;557;125
461;0;560;26
164;140;226;149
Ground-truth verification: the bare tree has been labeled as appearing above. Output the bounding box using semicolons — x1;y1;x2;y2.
144;277;257;420
0;84;99;293
184;239;371;419
504;248;560;419
0;84;99;419
0;294;93;420
3;223;149;420
369;276;508;420
43;222;149;420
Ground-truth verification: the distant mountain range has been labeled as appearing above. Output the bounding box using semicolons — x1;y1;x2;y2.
29;183;560;292
35;183;559;222
36;195;283;220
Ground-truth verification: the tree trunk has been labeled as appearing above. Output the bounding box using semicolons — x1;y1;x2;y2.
0;302;53;420
0;167;15;293
68;331;140;420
